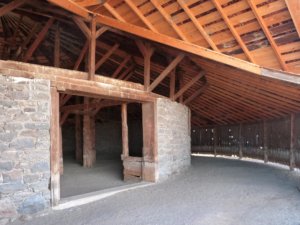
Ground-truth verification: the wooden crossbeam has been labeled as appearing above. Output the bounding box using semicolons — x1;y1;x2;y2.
149;53;185;92
95;26;107;38
174;71;205;100
73;16;91;38
23;18;55;62
247;0;287;71
95;14;263;75
150;0;188;41
183;84;208;105
61;100;122;112
285;0;300;38
103;2;125;22
124;0;158;32
112;55;131;78
211;0;256;63
177;0;219;51
0;0;28;17
95;43;119;71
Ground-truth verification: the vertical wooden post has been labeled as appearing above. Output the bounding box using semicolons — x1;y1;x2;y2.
83;98;96;167
213;127;217;157
144;45;154;91
75;97;83;163
88;17;96;80
169;69;176;100
142;102;156;182
59;125;63;174
121;103;129;157
263;120;268;163
50;87;60;206
54;22;60;67
290;113;296;171
239;123;243;159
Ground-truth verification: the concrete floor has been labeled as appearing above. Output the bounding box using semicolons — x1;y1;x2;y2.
13;156;300;225
61;156;132;198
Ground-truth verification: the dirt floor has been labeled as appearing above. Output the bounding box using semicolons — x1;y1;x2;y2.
60;157;131;198
13;156;300;225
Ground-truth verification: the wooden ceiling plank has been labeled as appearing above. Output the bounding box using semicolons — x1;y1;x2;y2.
211;0;256;63
95;43;119;70
150;0;189;41
23;17;55;63
125;0;158;32
177;0;219;51
0;0;28;17
149;53;185;92
174;70;205;100
247;0;288;71
285;0;300;38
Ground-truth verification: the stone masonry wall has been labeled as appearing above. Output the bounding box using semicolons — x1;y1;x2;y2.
0;75;51;224
156;98;191;181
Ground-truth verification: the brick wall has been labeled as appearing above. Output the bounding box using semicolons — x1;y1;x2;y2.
0;75;51;224
156;98;191;181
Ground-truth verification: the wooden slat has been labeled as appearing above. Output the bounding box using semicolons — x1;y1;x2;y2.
183;84;208;105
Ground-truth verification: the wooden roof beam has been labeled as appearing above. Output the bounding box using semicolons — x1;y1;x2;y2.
285;0;300;38
73;40;89;70
211;0;256;63
112;55;131;78
149;53;185;92
177;0;219;51
125;0;158;32
103;2;125;22
150;0;188;41
0;0;28;17
183;84;208;105
48;0;91;19
174;71;205;100
23;17;55;62
95;14;264;75
95;43;119;71
247;0;287;71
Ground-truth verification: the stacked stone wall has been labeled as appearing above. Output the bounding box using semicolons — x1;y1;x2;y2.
156;98;191;180
0;75;51;224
